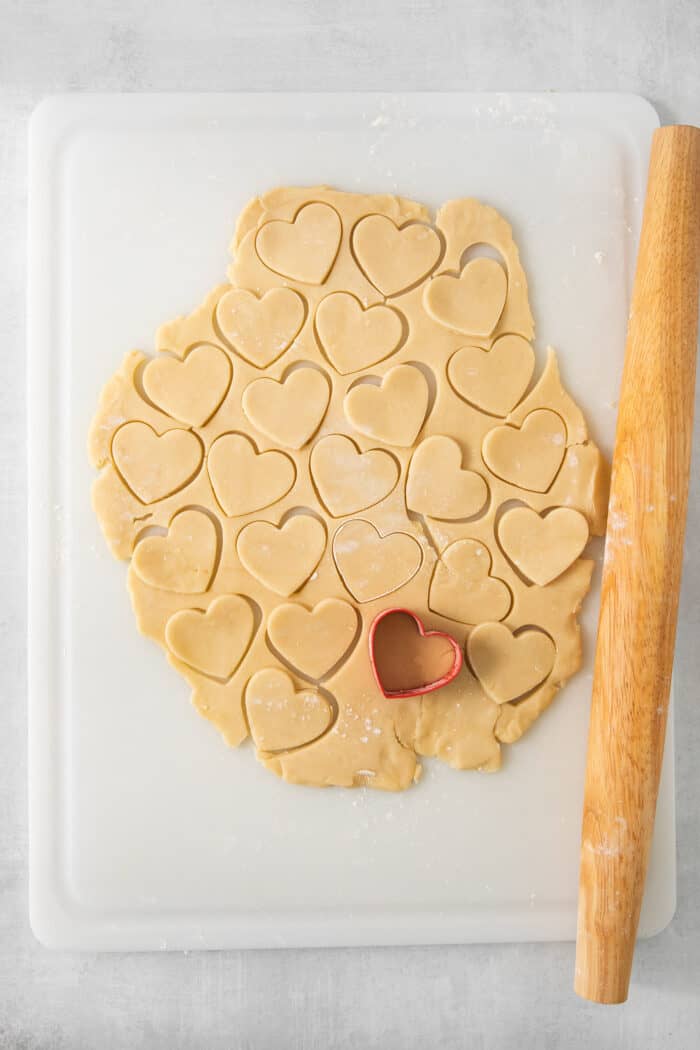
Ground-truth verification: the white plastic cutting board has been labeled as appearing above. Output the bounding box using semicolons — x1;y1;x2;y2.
28;92;676;950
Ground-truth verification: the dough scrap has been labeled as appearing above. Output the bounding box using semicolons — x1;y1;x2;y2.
89;186;609;791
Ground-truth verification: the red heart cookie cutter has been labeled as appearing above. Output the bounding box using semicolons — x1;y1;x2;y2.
368;607;463;700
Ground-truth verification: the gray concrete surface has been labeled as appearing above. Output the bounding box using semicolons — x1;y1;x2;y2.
1;1;699;1046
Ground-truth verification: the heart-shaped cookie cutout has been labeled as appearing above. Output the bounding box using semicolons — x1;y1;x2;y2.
344;364;429;447
141;344;232;426
315;292;403;374
498;506;589;586
131;508;218;594
267;598;359;679
482;409;566;493
207;433;295;517
369;608;462;699
165;594;255;678
310;435;399;518
352;215;442;296
429;539;511;624
215;287;305;369
112;422;203;504
242;366;330;450
467;622;555;703
237;515;326;597
245;668;335;751
333;520;422;603
406;436;488;520
424;257;507;336
255;202;342;285
448;334;535;416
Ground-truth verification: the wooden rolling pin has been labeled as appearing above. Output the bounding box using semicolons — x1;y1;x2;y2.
575;125;700;1004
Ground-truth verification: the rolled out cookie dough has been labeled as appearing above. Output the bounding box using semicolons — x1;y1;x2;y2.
89;186;609;791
